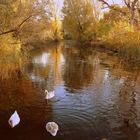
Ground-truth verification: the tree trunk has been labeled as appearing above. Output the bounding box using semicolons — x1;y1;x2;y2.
130;8;135;29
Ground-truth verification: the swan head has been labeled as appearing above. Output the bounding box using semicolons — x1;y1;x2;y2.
45;89;49;94
9;119;13;128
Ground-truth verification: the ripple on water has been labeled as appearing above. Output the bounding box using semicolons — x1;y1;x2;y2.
1;43;140;140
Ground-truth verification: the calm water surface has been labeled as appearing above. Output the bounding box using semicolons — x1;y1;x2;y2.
0;42;140;140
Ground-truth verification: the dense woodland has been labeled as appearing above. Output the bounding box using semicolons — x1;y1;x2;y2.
1;0;140;76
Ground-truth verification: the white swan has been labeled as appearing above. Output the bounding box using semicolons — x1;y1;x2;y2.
8;110;20;128
46;122;59;136
45;90;55;99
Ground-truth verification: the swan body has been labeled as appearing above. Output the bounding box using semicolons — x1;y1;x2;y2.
8;111;20;128
45;90;55;99
46;122;59;136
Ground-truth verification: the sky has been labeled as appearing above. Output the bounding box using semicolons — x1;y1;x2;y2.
56;0;124;9
55;0;64;11
108;0;124;5
55;0;124;16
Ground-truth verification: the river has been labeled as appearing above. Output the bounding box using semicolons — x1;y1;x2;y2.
0;42;140;140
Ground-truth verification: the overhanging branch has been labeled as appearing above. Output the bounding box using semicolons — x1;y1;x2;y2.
98;0;127;15
0;13;40;36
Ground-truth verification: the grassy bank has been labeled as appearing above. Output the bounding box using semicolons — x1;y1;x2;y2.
91;33;140;66
104;31;140;65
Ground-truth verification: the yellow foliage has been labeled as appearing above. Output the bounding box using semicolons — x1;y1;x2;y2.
108;21;133;40
47;17;63;41
0;35;26;79
62;0;97;42
105;21;140;63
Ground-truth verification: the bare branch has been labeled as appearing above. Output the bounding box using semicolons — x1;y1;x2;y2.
98;0;127;15
0;29;15;35
98;0;111;8
124;0;131;8
0;11;44;36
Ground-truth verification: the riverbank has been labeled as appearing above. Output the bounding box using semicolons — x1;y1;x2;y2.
90;39;140;67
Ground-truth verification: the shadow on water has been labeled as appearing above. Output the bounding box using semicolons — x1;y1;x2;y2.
1;42;140;139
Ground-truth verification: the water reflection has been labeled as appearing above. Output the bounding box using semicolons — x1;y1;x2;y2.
33;52;50;67
25;43;64;92
63;47;96;90
0;42;140;139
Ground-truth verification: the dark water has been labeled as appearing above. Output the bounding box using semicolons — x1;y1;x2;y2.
1;42;140;140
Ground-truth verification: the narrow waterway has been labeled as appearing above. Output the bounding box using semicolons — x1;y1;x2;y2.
0;42;140;140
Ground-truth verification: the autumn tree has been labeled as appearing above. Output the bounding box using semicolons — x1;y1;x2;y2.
99;0;140;28
46;0;63;41
123;0;140;26
103;5;129;23
62;0;97;43
0;0;50;38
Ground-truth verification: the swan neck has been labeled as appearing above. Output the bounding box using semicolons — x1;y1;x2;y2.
46;90;49;95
